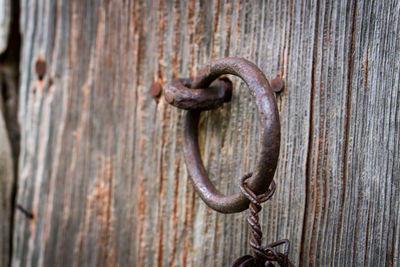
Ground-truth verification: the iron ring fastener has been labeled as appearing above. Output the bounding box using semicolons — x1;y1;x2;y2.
164;58;280;213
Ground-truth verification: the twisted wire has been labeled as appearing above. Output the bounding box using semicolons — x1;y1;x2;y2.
230;173;294;267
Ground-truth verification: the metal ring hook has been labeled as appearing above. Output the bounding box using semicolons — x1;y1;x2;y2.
165;57;280;213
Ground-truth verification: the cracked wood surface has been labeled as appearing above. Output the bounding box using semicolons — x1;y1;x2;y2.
13;0;399;266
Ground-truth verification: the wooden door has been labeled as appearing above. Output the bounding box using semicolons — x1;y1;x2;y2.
1;0;399;266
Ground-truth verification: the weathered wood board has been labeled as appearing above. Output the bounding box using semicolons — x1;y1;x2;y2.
0;0;11;54
1;0;19;266
0;104;13;267
12;0;399;266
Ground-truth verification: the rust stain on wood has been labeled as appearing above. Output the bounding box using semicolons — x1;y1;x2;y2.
182;186;196;266
156;219;164;267
168;158;180;267
137;175;147;267
364;45;369;93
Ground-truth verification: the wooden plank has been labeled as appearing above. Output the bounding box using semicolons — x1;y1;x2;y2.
1;0;19;265
0;104;13;267
0;0;11;53
13;0;399;266
0;1;11;265
301;1;400;266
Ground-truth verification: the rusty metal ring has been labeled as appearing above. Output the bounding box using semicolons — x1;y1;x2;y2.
183;57;280;213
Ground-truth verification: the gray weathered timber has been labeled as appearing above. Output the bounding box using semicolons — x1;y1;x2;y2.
1;0;19;265
0;105;13;267
0;1;11;264
0;0;11;53
13;0;399;266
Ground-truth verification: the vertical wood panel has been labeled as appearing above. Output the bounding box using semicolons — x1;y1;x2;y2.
1;0;20;265
13;0;399;266
0;107;13;267
0;0;11;262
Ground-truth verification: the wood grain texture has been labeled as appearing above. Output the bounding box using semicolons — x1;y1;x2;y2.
0;103;13;267
0;0;11;262
0;0;11;53
12;0;399;266
1;0;19;265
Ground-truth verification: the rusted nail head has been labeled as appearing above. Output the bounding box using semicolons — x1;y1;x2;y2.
270;77;284;93
149;82;162;98
35;58;46;81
